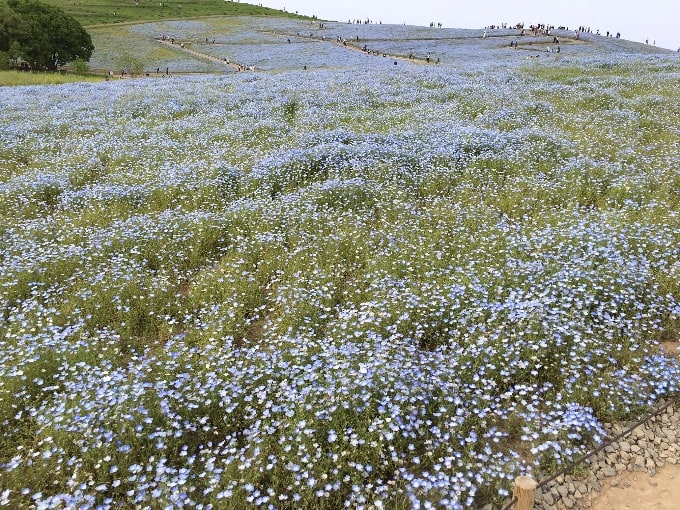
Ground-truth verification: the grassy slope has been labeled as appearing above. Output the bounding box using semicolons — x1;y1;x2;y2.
42;0;311;26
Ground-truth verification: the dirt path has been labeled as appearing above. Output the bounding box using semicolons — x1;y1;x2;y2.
590;464;680;510
155;38;246;71
260;29;431;65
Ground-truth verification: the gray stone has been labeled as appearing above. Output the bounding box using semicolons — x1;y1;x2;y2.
602;467;616;477
619;441;631;452
563;496;575;509
557;484;569;498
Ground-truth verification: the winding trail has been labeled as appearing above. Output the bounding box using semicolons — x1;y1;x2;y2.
272;30;432;65
154;30;434;72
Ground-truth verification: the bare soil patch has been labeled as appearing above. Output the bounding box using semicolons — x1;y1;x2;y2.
590;464;680;510
659;341;679;360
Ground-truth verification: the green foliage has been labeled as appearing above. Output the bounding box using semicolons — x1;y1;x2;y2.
72;56;88;74
116;52;145;75
0;0;94;69
0;50;9;69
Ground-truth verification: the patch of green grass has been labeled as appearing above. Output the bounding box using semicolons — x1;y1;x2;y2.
0;70;103;86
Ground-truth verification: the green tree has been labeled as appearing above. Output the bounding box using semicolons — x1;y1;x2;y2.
0;0;93;70
0;2;17;57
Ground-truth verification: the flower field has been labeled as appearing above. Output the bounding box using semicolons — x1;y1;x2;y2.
1;31;680;509
87;17;674;74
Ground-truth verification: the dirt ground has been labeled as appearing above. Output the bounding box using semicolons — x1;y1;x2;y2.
659;341;680;360
590;464;680;510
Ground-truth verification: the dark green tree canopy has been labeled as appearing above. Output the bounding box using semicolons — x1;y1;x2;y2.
0;0;93;69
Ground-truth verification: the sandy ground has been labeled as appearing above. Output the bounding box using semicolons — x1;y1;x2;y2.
590;464;680;510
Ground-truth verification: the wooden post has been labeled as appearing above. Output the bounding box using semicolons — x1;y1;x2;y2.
512;476;537;510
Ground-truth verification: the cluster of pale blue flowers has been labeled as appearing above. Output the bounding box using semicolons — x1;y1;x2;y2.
1;51;679;508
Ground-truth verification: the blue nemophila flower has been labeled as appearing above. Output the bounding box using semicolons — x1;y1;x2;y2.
1;45;679;509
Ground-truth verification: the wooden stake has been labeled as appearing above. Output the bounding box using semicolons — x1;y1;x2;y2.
512;476;537;510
